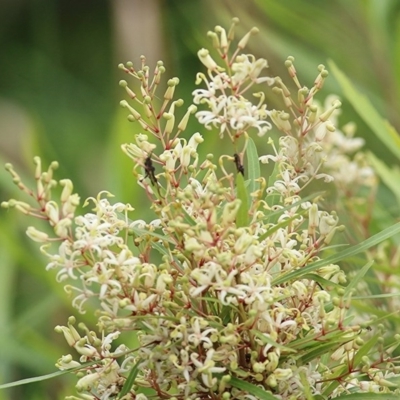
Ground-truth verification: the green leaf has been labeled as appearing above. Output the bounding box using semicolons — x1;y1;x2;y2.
272;221;400;286
298;339;350;365
329;60;400;160
236;172;249;227
229;376;278;400
117;359;142;399
0;370;69;389
0;360;97;389
246;137;260;195
353;293;400;300
302;273;342;290
343;259;374;297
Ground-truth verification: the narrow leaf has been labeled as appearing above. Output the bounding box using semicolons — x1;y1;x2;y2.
246;137;260;195
368;152;400;203
343;259;374;297
335;394;399;400
0;370;69;389
272;221;400;285
117;359;142;399
229;376;278;400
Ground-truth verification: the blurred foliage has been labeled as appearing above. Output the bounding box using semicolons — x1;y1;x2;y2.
1;0;400;399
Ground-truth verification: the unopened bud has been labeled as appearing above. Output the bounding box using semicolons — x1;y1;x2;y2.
198;49;218;71
238;27;259;50
215;25;228;50
60;179;74;202
178;105;197;132
120;100;141;120
76;372;99;392
26;226;49;242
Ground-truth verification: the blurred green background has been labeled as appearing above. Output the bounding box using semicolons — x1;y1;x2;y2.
1;0;400;399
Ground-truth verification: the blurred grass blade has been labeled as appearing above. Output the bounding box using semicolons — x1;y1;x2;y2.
368;152;400;203
334;394;399;399
273;221;400;285
329;60;400;160
343;259;374;297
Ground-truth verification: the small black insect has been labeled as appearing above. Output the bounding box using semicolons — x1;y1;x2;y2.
233;153;244;176
143;155;157;186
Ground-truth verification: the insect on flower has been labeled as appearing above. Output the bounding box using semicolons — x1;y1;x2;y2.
142;154;158;186
233;153;244;176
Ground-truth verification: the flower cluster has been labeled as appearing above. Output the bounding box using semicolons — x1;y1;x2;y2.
3;18;400;400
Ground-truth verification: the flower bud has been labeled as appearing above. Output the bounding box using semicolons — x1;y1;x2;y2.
238;27;259;50
215;25;228;50
26;226;49;242
198;49;218;71
76;372;99;392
